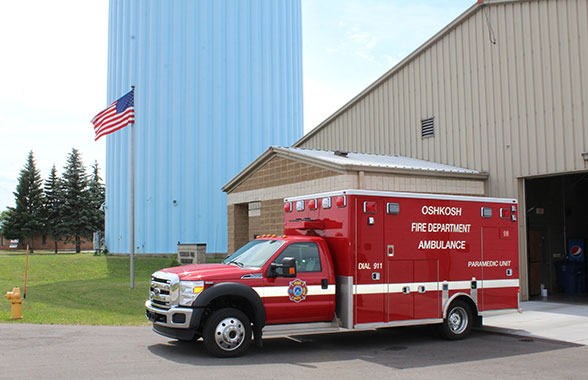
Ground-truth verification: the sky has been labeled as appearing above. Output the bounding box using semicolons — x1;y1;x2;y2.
0;0;473;212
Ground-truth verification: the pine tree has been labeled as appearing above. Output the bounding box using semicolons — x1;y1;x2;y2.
88;161;105;238
43;164;64;253
61;148;91;253
0;209;15;238
2;151;44;251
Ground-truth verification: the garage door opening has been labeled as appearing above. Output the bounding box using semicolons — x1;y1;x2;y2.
526;172;588;301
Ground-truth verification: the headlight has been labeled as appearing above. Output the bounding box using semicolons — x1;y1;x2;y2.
179;280;205;306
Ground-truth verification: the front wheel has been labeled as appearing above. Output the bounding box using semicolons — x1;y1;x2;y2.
203;308;252;357
441;300;472;340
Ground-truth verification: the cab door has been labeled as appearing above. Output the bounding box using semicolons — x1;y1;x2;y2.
263;242;334;324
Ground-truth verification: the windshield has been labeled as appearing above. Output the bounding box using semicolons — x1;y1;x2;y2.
223;239;285;268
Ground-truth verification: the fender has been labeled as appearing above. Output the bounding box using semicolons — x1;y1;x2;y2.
192;282;266;346
442;292;478;318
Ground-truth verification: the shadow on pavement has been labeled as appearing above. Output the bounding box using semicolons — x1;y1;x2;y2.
147;325;580;369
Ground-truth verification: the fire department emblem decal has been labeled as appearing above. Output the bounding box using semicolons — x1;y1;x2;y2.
288;279;307;303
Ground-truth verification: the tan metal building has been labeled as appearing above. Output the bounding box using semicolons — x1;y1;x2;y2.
294;0;588;300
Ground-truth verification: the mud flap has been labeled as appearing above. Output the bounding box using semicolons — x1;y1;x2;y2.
254;326;263;348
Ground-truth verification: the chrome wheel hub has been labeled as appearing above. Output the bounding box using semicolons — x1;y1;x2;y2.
448;306;468;334
215;317;245;351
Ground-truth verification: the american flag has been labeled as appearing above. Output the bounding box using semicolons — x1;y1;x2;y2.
92;89;135;141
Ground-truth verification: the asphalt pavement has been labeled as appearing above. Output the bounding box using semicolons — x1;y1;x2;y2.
0;301;587;380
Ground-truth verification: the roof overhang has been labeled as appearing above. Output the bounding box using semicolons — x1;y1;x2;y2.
222;147;488;193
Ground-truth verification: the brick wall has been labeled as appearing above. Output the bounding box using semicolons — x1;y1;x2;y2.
227;155;341;253
250;199;284;238
0;234;93;251
233;156;338;193
363;173;485;196
228;199;286;254
227;204;249;254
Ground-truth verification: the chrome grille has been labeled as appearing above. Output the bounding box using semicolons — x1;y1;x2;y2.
149;271;180;310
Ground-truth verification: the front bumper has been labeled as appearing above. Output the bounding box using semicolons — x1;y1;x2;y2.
145;300;194;329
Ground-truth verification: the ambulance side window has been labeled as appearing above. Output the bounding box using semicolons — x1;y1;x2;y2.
274;242;322;273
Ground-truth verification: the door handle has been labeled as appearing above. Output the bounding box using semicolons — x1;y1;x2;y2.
321;279;328;289
402;286;410;294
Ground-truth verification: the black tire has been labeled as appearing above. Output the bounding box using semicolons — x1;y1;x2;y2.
203;308;252;357
441;300;473;340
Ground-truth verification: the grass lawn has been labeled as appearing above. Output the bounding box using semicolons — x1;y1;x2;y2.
0;252;171;325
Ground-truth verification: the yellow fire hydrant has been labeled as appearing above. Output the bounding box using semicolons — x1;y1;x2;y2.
5;287;23;319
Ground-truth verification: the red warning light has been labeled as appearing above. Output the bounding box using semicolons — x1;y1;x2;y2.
284;202;292;212
364;201;377;214
336;196;346;208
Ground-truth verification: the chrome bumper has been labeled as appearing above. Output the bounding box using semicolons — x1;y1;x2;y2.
145;300;193;329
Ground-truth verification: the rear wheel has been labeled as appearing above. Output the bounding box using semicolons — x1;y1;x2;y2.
203;308;252;357
441;300;472;340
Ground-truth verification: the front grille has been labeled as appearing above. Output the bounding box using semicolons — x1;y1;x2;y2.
151;300;169;308
149;272;179;310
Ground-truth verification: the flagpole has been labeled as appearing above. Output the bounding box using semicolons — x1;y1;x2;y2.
130;85;135;289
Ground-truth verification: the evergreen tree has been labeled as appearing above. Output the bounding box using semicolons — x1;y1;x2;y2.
61;149;91;253
2;151;44;251
43;164;64;253
1;207;21;245
0;209;13;237
88;161;105;237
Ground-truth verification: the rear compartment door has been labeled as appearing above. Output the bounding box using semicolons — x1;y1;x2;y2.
413;260;439;319
481;226;519;311
387;260;413;321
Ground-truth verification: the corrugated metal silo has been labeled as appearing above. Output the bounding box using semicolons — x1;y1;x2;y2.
105;0;303;253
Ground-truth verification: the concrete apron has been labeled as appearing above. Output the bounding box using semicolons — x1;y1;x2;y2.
482;301;588;345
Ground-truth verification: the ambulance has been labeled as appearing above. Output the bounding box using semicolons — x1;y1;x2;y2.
145;189;520;357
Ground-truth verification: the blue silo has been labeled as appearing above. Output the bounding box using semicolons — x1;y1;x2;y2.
105;0;303;254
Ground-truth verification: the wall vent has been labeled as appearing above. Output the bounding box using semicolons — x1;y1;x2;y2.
421;117;434;138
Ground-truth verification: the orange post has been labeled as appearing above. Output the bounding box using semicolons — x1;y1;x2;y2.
24;244;29;299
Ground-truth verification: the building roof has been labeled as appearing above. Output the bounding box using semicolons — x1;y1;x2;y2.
222;146;488;192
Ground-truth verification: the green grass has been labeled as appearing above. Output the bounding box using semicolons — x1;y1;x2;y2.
0;252;170;325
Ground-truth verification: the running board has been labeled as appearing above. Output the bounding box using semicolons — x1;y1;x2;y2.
262;318;445;338
262;322;342;338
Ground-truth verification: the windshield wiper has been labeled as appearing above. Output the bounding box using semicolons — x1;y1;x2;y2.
229;260;244;268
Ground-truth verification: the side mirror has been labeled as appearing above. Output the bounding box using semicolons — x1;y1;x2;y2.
281;257;296;278
269;257;297;278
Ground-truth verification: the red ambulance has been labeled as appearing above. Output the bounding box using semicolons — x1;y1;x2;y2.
145;189;520;357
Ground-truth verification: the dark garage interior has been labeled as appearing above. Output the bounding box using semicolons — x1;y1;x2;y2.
526;172;588;299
